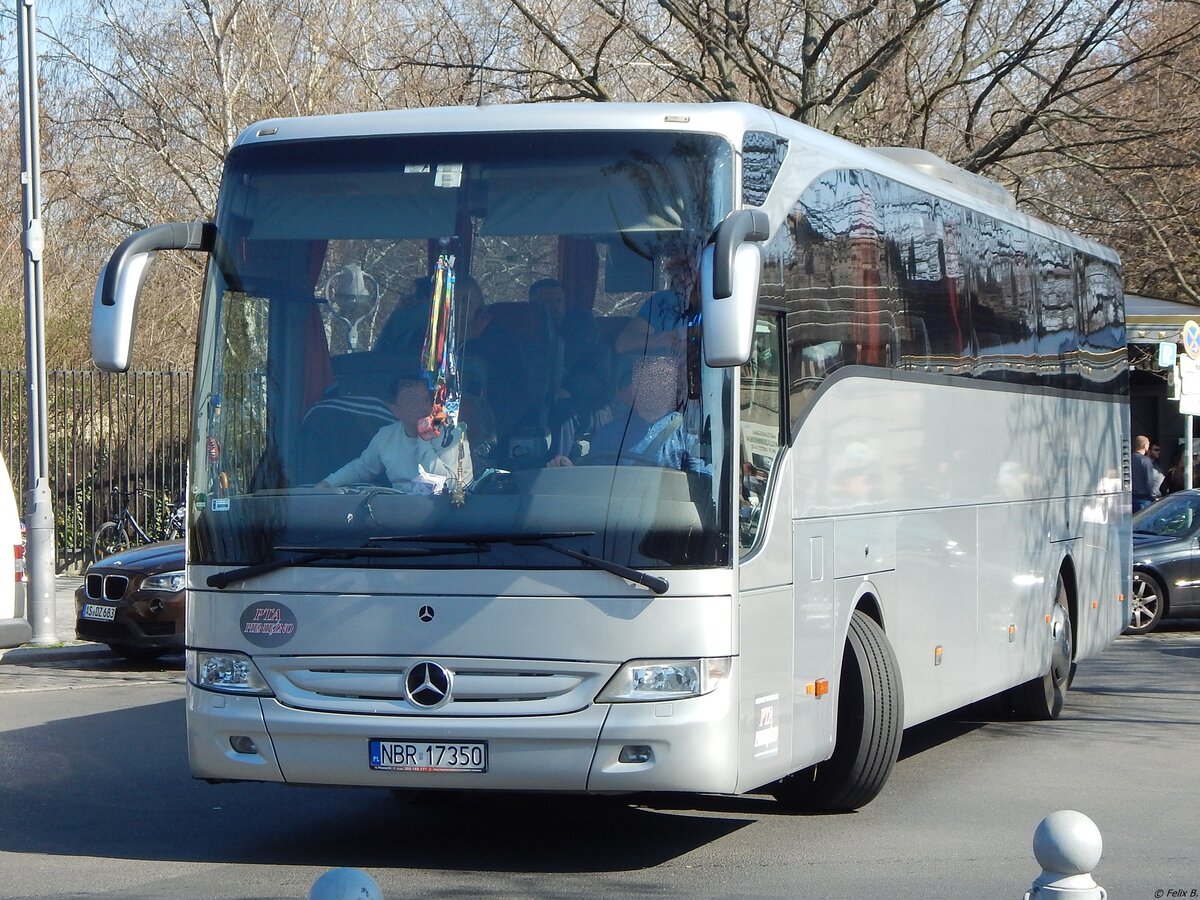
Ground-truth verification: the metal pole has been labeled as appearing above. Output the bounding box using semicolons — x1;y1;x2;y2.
17;0;57;643
1187;415;1194;491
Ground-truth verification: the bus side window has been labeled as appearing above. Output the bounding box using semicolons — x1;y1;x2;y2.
740;314;785;549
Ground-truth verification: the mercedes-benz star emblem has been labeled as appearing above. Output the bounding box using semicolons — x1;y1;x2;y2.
405;661;452;709
418;605;435;623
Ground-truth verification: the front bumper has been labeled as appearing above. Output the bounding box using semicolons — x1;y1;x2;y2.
186;675;739;794
75;613;184;650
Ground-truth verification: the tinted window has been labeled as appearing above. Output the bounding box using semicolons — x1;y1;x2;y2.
767;168;1125;438
742;132;788;206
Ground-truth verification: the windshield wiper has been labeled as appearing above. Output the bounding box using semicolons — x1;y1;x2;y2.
527;540;670;595
371;531;670;595
206;544;481;589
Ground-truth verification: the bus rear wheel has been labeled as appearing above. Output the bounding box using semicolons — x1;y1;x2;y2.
1007;574;1072;720
772;610;903;813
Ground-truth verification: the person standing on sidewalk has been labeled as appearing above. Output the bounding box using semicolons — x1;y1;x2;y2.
1132;434;1164;511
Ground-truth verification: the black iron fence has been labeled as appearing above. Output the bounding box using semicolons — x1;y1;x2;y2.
0;369;192;572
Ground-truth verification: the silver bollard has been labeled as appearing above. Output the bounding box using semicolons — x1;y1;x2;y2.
1024;810;1106;899
308;867;383;900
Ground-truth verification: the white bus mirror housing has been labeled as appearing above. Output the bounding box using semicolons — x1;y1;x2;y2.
92;221;215;372
701;209;769;367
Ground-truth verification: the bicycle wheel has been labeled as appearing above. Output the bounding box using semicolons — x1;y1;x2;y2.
165;505;186;540
93;521;132;561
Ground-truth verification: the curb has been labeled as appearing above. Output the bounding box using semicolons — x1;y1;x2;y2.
0;642;116;664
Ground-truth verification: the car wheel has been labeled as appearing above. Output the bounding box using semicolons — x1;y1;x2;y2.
1126;572;1165;635
108;644;167;663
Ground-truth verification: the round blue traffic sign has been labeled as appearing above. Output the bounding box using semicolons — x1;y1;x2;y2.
1183;319;1200;360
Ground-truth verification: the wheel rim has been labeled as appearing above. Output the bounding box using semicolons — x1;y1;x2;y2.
1129;575;1161;631
1049;588;1072;690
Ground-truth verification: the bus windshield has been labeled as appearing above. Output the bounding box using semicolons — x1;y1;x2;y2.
190;130;735;573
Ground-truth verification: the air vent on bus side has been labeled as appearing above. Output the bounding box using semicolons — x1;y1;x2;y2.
872;147;1016;210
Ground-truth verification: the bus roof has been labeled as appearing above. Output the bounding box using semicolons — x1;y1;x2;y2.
234;101;1119;266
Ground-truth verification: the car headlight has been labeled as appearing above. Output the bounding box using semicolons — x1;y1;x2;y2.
142;570;185;592
596;657;731;703
187;650;273;696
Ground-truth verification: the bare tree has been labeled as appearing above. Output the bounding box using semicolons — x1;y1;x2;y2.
31;0;454;366
10;0;1200;373
1024;3;1200;301
395;0;1200;297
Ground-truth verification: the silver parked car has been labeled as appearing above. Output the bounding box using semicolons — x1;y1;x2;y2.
0;450;31;649
1129;489;1200;634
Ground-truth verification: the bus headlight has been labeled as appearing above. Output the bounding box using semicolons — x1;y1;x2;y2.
596;657;731;702
187;649;273;696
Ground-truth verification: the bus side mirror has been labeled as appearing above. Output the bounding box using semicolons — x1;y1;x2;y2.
92;221;215;372
701;209;769;367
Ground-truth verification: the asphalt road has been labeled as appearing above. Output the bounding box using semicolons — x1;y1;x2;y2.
0;625;1197;899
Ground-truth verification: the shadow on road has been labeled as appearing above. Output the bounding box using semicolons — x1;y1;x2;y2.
0;698;750;872
10;623;1194;873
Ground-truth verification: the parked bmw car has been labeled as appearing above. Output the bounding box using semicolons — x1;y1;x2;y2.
1129;489;1200;634
75;540;185;660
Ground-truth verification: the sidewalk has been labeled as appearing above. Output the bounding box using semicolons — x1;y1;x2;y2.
0;574;114;664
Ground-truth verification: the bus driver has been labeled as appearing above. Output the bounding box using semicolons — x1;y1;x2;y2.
547;355;708;474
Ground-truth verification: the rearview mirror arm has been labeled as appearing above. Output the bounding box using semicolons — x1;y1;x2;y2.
711;209;770;300
97;221;215;307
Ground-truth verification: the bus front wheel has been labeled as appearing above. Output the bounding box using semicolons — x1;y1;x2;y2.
772;609;904;813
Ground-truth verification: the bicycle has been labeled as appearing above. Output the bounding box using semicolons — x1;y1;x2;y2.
92;487;185;561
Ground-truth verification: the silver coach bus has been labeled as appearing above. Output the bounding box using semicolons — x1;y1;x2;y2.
91;102;1129;811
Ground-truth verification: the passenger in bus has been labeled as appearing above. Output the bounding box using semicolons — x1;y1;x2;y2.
614;287;690;356
375;275;489;355
298;386;395;484
467;278;603;464
459;392;498;473
547;355;708;474
614;254;698;357
529;278;610;455
318;379;473;491
374;276;433;354
588;354;635;434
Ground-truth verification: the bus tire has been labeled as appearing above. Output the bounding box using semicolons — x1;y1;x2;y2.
1007;574;1072;720
772;610;903;813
